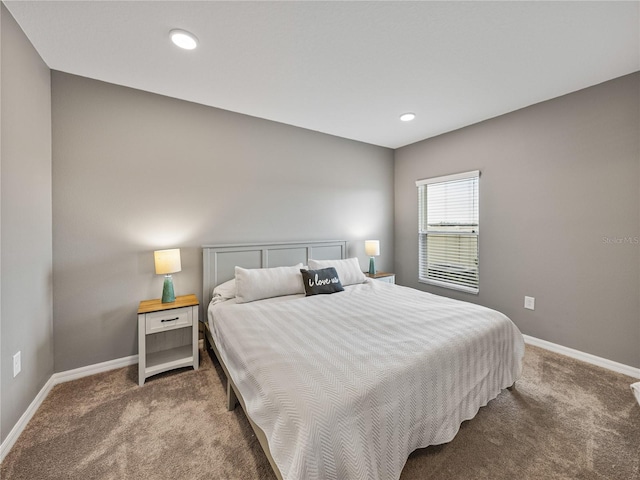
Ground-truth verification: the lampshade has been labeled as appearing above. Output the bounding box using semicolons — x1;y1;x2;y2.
154;249;182;275
365;240;380;257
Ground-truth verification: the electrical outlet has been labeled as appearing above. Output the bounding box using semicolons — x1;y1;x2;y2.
524;296;535;310
13;351;21;377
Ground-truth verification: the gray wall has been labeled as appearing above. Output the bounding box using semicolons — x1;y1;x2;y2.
51;72;394;372
1;5;54;443
395;73;640;368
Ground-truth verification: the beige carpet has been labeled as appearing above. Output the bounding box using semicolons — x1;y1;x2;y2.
2;345;639;480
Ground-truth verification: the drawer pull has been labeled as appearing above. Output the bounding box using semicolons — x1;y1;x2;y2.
161;317;180;323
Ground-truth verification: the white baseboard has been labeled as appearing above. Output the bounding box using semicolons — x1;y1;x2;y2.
523;335;640;379
0;375;56;463
0;354;138;463
51;354;138;384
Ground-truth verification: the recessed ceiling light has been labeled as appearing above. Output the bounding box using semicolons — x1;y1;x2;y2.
400;113;416;122
170;29;198;50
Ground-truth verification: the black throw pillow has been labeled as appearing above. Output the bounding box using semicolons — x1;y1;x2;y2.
300;267;344;296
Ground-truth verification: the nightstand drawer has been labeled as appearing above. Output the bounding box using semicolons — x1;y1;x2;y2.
364;272;395;284
146;307;192;334
375;275;395;284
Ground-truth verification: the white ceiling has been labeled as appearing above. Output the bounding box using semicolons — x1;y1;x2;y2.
5;1;639;149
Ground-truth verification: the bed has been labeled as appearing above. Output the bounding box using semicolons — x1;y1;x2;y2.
202;241;525;480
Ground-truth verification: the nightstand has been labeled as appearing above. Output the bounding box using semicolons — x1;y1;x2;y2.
137;294;199;386
365;272;396;284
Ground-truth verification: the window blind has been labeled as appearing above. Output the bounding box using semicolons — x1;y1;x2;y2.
416;171;479;294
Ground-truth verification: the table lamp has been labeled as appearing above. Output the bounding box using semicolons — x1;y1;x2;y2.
154;248;181;303
365;240;380;275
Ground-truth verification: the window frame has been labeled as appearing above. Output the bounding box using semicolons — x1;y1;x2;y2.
415;170;480;294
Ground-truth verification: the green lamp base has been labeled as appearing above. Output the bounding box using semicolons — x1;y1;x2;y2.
368;257;376;275
161;275;176;303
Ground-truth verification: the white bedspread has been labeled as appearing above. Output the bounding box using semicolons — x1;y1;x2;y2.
208;280;524;480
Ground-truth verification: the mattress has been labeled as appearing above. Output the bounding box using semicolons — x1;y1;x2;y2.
208;280;524;480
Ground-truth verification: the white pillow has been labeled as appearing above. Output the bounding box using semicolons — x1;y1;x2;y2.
235;264;305;304
307;257;366;286
213;279;236;299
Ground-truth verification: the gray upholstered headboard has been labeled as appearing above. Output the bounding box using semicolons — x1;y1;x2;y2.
202;240;347;305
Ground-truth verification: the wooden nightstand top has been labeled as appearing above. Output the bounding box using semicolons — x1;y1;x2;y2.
138;294;199;314
364;272;394;279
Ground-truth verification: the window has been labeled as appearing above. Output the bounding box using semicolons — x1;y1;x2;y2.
416;170;479;294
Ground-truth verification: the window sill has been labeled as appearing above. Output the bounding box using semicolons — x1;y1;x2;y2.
418;278;479;295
